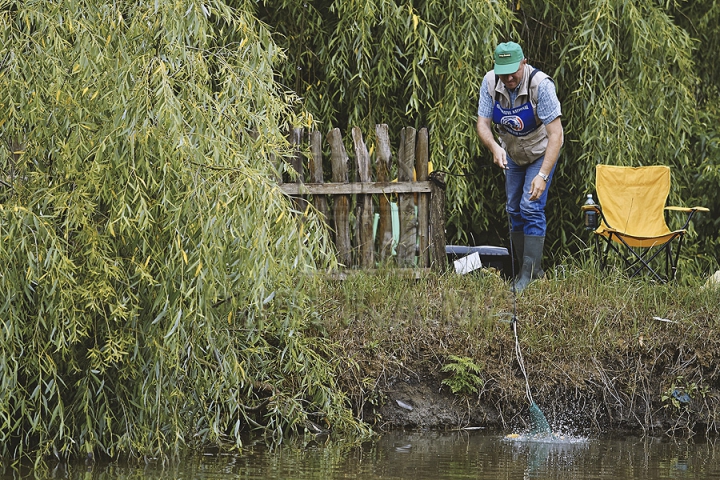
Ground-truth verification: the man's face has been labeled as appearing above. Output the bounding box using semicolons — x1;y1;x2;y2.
499;59;526;90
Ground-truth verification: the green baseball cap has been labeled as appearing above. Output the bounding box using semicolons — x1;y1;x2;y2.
494;42;524;75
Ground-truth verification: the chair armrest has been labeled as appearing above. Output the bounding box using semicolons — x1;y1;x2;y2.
665;206;709;231
665;206;710;213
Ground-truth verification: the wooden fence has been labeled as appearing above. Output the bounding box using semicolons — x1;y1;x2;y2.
279;124;446;271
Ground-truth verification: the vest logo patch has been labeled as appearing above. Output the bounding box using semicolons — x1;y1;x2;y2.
500;115;525;132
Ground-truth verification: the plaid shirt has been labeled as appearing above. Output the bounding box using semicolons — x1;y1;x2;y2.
477;74;561;125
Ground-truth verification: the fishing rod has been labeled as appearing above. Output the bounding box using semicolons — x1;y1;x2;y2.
431;162;494;179
504;168;551;435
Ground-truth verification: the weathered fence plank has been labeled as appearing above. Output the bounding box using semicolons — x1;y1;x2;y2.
289;127;307;213
327;128;352;267
309;130;329;221
375;124;394;261
352;127;374;268
397;127;417;267
289;127;304;180
430;171;447;272
416;127;429;267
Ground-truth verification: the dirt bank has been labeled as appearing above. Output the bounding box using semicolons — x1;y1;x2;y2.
318;271;720;437
345;356;719;437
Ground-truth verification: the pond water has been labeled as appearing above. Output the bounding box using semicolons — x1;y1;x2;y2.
8;430;720;479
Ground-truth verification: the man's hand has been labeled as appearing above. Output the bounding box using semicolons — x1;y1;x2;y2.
476;116;507;169
529;175;546;201
491;143;508;170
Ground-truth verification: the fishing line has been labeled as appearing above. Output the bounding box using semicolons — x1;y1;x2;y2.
506;179;535;406
504;168;551;434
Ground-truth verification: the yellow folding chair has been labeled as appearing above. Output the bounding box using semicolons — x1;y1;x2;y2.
582;165;709;282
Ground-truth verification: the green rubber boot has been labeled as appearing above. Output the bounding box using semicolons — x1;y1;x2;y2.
514;235;545;292
510;231;524;277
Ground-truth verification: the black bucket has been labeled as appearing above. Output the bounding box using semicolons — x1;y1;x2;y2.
445;245;512;278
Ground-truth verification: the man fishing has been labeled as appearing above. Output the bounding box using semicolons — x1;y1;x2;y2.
476;41;564;291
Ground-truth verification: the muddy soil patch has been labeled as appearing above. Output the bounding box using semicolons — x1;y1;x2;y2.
376;374;500;430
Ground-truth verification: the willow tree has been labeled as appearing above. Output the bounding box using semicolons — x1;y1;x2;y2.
673;0;720;260
0;0;366;463
563;1;695;178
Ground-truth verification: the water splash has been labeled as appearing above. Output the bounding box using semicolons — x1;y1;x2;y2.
503;431;589;444
502;430;591;478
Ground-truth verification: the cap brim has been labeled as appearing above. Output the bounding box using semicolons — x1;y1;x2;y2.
494;61;521;75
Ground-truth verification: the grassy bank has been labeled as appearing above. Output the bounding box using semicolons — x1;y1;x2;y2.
310;262;720;437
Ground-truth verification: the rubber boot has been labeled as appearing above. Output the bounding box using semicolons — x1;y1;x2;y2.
514;235;545;292
510;231;524;277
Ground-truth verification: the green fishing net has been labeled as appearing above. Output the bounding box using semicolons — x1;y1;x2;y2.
529;401;551;435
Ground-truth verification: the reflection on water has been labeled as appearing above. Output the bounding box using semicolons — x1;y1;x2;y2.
4;431;720;479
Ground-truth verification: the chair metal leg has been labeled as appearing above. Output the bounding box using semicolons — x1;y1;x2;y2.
595;231;689;283
596;234;608;272
602;233;682;283
670;234;685;281
627;245;666;282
